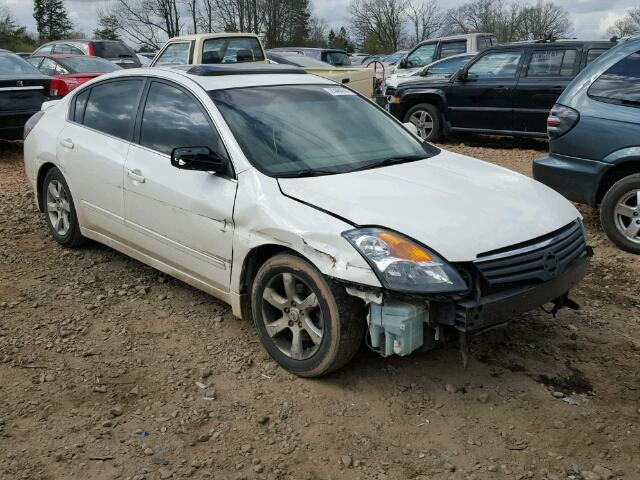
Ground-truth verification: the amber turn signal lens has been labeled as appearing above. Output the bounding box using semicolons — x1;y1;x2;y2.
378;232;432;262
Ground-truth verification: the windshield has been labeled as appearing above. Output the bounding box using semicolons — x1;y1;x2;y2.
58;56;121;73
270;53;332;68
0;53;41;75
427;56;473;76
209;85;438;177
323;51;350;66
385;51;407;64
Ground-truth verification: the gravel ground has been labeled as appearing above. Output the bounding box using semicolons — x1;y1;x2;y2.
1;138;639;480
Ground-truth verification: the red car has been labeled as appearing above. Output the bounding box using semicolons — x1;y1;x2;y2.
26;54;121;97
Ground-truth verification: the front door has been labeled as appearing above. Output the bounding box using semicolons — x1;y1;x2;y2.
447;49;524;133
513;48;578;134
123;80;237;293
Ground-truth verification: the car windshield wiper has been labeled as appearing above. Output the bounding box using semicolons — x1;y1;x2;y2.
276;168;341;178
347;154;426;173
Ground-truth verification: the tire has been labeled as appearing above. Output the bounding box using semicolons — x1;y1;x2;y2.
250;253;365;377
404;103;443;142
41;167;85;248
600;173;640;254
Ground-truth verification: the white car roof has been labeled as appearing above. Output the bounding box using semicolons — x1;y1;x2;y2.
95;65;336;91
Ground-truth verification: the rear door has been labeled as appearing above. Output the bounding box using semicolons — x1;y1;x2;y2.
123;80;237;292
447;49;524;132
513;47;578;134
57;78;144;240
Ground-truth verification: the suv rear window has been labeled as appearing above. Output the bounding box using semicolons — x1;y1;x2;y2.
202;37;264;64
588;51;640;107
92;41;134;59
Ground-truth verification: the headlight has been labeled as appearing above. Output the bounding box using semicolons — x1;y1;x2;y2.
343;228;467;294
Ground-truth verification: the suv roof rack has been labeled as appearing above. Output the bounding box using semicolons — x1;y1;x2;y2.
184;64;307;76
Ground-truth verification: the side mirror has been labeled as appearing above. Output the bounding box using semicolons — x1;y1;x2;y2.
399;58;407;69
171;146;228;174
403;122;419;137
456;68;468;80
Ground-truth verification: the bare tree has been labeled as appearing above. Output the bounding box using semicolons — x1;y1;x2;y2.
607;6;640;38
184;0;197;34
519;0;572;40
110;0;181;49
349;0;408;53
406;0;443;44
307;16;328;46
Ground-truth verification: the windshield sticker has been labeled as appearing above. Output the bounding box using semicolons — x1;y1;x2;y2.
324;87;356;96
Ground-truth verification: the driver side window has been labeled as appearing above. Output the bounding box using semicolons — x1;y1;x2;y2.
467;51;523;79
406;43;436;68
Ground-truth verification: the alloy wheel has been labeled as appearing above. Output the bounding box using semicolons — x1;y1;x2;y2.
261;272;324;360
614;189;640;244
409;110;434;139
46;180;71;237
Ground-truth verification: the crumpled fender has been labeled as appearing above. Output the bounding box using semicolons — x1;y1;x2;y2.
230;169;381;295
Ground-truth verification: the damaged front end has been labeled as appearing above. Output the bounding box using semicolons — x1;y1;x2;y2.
345;220;592;359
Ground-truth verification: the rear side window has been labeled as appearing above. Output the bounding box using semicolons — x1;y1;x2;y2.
140;81;226;156
155;42;191;66
588;51;640;107
34;45;53;55
82;80;143;139
38;58;57;76
525;49;576;77
586;48;608;65
72;89;90;122
440;41;467;58
202;37;264;64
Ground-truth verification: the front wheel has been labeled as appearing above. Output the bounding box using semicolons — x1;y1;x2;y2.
404;103;443;142
251;253;365;377
600;174;640;254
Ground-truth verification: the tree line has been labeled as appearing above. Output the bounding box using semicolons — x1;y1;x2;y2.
1;0;639;54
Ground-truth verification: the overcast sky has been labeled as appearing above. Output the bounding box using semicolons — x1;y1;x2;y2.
3;0;638;41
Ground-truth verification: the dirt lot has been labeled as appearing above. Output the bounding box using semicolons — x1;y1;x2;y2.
1;138;639;480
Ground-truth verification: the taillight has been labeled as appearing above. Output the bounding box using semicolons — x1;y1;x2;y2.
547;104;580;139
85;42;96;56
24;111;45;139
50;78;69;98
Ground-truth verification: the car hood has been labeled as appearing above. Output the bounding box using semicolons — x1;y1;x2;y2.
278;150;580;262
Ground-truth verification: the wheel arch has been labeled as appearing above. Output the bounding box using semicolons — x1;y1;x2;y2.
398;90;446;121
597;159;640;204
36;162;58;212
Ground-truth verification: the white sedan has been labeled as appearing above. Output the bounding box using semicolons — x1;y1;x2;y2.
24;64;590;377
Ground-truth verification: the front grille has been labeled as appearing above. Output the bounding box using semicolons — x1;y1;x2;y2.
474;220;587;285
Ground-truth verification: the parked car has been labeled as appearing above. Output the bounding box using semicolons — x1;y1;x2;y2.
24;64;590;376
31;40;142;69
381;53;476;98
270;47;351;66
393;33;498;78
27;54;121;97
152;33;266;67
267;50;376;97
0;49;50;140
387;40;616;141
533;38;640;254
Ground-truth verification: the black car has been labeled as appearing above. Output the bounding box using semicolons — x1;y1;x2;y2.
386;40;615;141
0;50;51;140
31;40;142;69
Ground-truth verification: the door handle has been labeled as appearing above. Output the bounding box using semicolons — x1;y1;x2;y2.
127;169;146;184
60;138;74;149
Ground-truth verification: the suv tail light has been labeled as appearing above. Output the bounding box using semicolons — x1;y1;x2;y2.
547;104;580;139
50;78;69;98
84;42;96;56
24;111;45;139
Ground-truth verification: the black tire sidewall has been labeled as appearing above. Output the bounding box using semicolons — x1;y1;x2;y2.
404;103;442;142
42;168;82;246
251;255;339;376
600;174;640;254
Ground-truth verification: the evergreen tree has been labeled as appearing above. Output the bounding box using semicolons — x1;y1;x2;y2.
33;0;74;41
94;12;120;40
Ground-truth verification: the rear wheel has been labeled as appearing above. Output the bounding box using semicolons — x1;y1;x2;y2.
404;103;443;142
42;167;85;247
250;253;365;377
600;174;640;254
